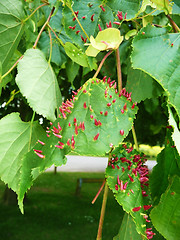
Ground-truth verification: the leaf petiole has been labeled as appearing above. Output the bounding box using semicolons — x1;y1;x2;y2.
33;7;55;49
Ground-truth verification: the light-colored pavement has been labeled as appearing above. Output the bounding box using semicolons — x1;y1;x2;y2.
46;155;157;172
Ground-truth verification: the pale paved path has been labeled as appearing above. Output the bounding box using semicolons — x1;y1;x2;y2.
46;155;156;172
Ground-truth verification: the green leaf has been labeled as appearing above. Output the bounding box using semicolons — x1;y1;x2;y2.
106;0;141;20
86;28;123;57
18;121;67;212
126;67;163;103
114;213;143;240
125;29;137;40
150;129;180;205
15;48;62;122
0;0;25;73
38;32;67;66
63;0;101;48
150;175;180;240
151;0;173;14
168;107;180;156
106;144;153;237
59;78;137;156
136;0;156;16
0;112;44;211
172;0;180;14
66;59;80;85
17;77;138;210
131;25;180;118
64;42;89;67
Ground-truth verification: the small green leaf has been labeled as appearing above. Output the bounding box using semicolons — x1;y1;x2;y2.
114;213;143;240
16;48;62;121
64;42;89;67
86;28;123;57
150;175;180;240
125;29;137;40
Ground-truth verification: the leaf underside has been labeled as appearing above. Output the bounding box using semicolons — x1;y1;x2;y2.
15;48;62;122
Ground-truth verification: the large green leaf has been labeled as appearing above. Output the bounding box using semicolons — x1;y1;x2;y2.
126;67;163;103
17;77;138;211
131;25;180;118
56;77;137;156
15;49;62;122
0;113;44;206
150;128;180;205
36;77;137;158
114;213;143;240
0;0;25;73
106;144;153;238
150;175;180;240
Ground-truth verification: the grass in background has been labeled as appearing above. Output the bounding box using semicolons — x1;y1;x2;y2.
0;172;124;240
0;172;165;240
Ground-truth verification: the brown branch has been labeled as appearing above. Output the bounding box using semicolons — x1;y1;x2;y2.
166;15;180;33
33;7;55;49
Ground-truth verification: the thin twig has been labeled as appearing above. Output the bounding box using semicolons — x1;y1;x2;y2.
33;7;55;49
24;3;49;22
70;6;90;41
93;50;113;78
92;180;106;204
136;9;157;19
96;182;109;240
1;55;24;80
47;24;65;47
48;28;52;63
96;152;112;240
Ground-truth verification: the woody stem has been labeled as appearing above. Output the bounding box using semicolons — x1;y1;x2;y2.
115;48;122;93
93;50;113;78
96;152;112;240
